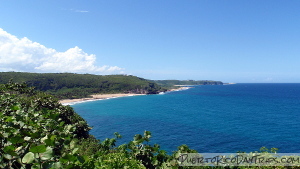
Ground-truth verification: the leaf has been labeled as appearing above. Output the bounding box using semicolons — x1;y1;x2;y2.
77;156;85;163
22;152;35;164
70;140;76;149
60;154;77;163
49;113;59;120
24;136;31;141
18;121;25;127
9;136;24;144
41;135;48;143
3;145;15;153
5;116;13;122
50;135;56;140
3;154;12;160
51;162;62;168
40;147;53;161
45;138;54;146
30;145;46;153
134;134;142;141
45;135;56;146
2;132;8;138
3;145;18;156
31;133;40;138
10;105;20;110
72;148;79;155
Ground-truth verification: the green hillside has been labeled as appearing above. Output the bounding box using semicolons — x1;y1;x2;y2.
0;72;166;99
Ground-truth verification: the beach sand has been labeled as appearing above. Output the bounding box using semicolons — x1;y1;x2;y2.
59;86;192;105
59;93;145;104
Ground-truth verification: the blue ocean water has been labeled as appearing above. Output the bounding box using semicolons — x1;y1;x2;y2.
71;84;300;153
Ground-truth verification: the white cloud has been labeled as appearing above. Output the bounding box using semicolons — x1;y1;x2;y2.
0;28;124;74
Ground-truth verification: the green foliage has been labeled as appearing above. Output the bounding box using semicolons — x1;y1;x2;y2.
2;82;298;169
0;72;166;99
0;82;156;168
0;82;90;168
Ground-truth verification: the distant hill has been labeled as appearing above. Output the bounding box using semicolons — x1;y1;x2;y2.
0;72;166;99
153;80;223;88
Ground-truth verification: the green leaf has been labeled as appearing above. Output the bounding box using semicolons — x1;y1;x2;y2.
59;121;65;126
45;135;56;146
10;105;20;110
5;116;13;122
51;162;62;168
3;145;18;156
30;132;40;138
3;145;15;153
45;138;54;146
22;152;35;164
60;154;77;163
49;113;59;120
134;134;143;141
77;156;85;163
40;147;53;161
41;135;48;143
3;154;12;160
2;132;8;138
70;140;76;149
30;145;46;153
9;136;24;144
72;148;79;155
50;135;56;140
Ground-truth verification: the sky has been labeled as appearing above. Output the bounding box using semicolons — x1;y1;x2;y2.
1;0;300;83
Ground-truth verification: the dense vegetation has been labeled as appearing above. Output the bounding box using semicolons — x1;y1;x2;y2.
153;80;223;89
0;81;194;168
0;72;166;99
1;82;298;168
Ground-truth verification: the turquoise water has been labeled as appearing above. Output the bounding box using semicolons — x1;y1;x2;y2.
71;84;300;153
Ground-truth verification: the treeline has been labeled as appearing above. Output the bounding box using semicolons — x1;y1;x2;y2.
0;72;166;99
153;80;223;88
0;82;292;168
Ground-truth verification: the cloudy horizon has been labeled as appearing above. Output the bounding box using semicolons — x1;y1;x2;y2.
0;28;124;75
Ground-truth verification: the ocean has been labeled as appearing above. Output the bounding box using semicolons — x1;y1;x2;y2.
71;83;300;153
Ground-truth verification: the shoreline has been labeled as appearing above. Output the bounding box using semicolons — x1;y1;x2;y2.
59;86;192;105
59;93;145;105
167;86;193;92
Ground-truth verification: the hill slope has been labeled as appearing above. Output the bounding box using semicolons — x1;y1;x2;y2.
0;72;166;99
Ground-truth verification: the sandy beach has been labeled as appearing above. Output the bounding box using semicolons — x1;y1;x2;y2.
59;86;192;105
59;93;145;105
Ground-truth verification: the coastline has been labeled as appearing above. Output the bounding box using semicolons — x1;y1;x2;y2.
59;86;192;105
167;86;192;92
59;93;145;105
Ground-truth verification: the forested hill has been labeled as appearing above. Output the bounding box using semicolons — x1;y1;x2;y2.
0;72;166;99
153;80;223;88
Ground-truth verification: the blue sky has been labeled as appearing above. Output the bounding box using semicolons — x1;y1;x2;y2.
1;0;300;82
